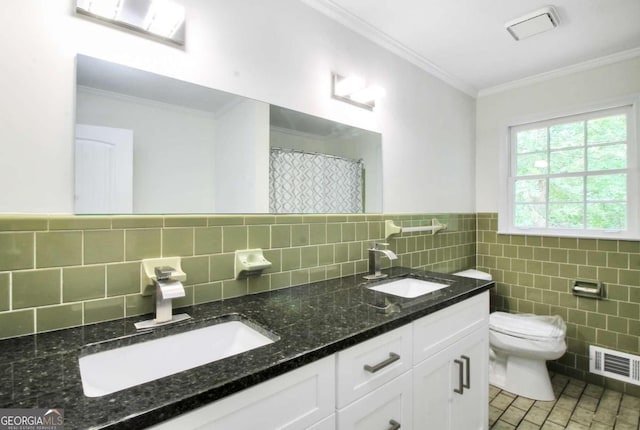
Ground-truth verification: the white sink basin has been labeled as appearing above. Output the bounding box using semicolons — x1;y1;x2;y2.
79;319;276;397
368;278;449;298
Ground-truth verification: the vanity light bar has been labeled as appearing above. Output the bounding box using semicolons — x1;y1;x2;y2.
86;0;122;20
76;0;186;45
144;0;185;38
332;73;384;111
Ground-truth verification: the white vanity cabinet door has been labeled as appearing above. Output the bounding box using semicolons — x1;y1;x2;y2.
413;328;489;430
149;355;335;430
336;324;412;408
450;329;488;430
413;292;489;364
337;370;412;430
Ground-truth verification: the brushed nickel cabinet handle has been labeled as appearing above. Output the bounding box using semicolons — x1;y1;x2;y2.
453;359;464;394
388;419;401;430
364;352;400;373
462;355;471;389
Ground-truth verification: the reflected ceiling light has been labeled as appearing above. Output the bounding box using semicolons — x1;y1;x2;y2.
76;0;186;45
334;76;365;97
332;73;384;111
506;6;560;41
144;0;185;38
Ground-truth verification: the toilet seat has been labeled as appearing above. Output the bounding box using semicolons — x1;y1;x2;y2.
489;312;565;341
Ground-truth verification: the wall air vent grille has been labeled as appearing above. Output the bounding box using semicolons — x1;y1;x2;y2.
590;346;640;386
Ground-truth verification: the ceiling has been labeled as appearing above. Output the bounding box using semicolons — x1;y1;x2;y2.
303;0;640;97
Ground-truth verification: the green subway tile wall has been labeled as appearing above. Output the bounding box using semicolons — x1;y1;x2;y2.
477;213;640;396
0;213;476;339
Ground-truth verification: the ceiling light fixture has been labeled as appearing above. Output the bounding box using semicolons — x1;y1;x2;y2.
506;5;560;41
332;73;384;111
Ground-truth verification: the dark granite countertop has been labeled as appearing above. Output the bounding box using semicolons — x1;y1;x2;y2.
0;267;493;429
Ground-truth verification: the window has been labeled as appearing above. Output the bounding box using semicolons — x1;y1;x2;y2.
501;102;639;239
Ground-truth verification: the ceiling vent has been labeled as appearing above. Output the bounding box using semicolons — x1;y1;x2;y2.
506;6;560;41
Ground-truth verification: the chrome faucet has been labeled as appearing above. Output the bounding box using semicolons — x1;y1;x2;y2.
364;242;398;280
134;266;191;330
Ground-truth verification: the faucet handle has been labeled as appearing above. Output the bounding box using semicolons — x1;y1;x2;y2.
371;242;390;249
154;266;176;281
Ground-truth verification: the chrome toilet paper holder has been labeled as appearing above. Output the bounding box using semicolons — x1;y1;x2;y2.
572;280;604;299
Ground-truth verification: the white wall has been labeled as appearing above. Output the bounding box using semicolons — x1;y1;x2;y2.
76;88;217;213
0;0;475;214
214;99;270;213
476;57;640;213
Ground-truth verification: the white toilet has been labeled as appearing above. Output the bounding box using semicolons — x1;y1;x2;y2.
454;269;567;401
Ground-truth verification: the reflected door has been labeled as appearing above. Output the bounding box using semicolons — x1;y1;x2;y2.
75;124;133;214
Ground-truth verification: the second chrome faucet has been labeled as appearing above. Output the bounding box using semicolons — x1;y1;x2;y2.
364;242;398;280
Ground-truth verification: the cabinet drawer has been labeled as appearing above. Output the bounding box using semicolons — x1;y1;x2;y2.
336;324;412;408
413;291;489;364
337;370;412;430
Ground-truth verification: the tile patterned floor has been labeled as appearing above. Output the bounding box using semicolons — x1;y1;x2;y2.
489;374;640;430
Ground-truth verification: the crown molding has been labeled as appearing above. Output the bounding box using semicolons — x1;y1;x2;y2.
301;0;478;98
478;47;640;97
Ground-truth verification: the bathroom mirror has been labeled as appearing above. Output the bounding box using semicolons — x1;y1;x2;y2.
75;55;382;214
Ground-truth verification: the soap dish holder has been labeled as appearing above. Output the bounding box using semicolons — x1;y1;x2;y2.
235;249;272;279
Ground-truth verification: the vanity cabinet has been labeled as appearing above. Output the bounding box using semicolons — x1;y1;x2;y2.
413;330;488;429
149;355;336;430
336;371;412;430
336;324;412;408
150;291;489;430
335;325;413;429
412;292;489;430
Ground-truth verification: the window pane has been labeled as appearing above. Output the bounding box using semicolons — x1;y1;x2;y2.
587;174;626;201
549;177;583;202
517;128;547;153
587;203;626;229
550;148;584;173
516;153;548;176
515;204;546;228
549;203;583;228
550;121;584;149
515;179;546;202
587;115;627;145
587;144;627;171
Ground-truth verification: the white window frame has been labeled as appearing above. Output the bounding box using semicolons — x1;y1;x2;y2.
498;96;640;240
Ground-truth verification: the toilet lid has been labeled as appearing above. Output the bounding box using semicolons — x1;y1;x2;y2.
490;312;566;340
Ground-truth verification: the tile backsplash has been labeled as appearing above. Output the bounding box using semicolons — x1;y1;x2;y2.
477;213;640;396
0;213;476;339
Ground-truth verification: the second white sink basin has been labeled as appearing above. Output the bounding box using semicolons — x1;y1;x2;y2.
368;278;449;298
79;318;277;397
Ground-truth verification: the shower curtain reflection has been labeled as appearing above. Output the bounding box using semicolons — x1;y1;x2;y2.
269;148;364;213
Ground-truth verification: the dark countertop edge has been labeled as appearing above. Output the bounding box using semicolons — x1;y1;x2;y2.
102;282;494;430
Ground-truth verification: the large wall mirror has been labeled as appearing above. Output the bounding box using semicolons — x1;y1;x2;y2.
75;55;382;215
